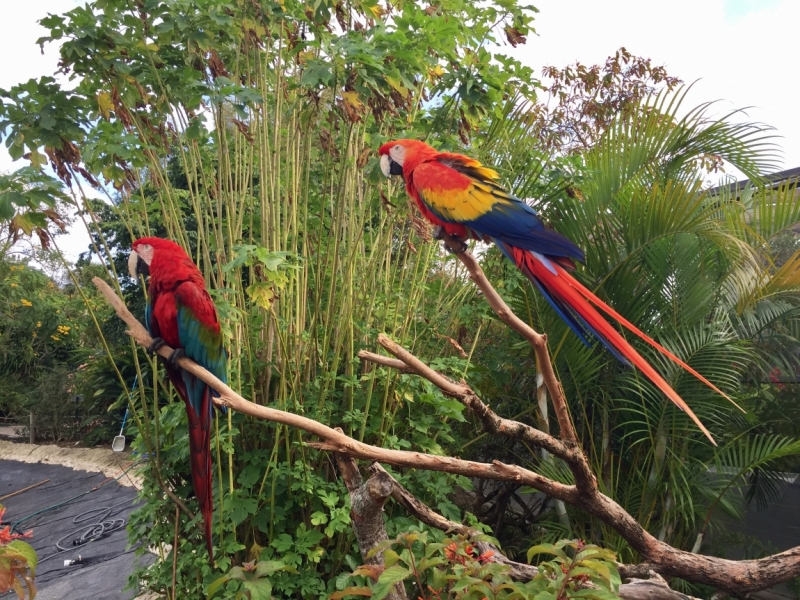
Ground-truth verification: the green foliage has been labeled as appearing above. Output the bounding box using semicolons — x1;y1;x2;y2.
0;253;130;445
207;559;296;599
0;167;71;252
333;532;620;599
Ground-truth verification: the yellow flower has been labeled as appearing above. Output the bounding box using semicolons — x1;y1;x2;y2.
36;322;41;328
10;283;17;288
20;299;32;307
57;325;71;335
9;266;14;271
51;335;60;341
32;332;37;338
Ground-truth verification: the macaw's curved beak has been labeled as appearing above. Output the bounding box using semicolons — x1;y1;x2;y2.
380;154;404;178
128;250;149;281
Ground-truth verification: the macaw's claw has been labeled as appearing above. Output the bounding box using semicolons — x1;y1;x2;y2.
148;337;166;355
445;239;468;254
432;225;468;254
168;348;186;369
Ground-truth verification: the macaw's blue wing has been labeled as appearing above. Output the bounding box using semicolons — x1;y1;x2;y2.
174;282;228;416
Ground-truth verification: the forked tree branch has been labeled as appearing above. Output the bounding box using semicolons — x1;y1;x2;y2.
92;275;800;594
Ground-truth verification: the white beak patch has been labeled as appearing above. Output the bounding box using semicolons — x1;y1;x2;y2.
128;250;140;280
380;155;392;178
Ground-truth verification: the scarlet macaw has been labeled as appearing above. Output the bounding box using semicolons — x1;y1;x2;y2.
129;237;226;559
379;139;731;444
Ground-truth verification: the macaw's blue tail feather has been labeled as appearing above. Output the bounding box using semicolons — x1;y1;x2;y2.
497;242;719;445
495;241;629;365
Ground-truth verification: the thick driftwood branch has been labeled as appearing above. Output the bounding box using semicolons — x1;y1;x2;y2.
92;276;800;594
333;438;407;600
619;572;701;600
367;464;698;600
92;277;578;495
366;335;596;491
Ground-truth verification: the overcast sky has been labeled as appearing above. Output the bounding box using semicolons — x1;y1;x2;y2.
508;0;799;171
2;0;798;261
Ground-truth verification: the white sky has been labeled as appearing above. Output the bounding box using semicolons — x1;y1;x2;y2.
507;0;799;171
2;0;798;261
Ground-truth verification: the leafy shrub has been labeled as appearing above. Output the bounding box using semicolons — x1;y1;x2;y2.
333;533;621;600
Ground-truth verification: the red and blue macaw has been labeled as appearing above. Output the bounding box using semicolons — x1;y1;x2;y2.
379;139;733;444
129;237;226;559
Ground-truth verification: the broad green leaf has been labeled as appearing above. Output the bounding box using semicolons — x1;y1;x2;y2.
206;575;230;598
7;540;37;576
382;549;401;568
242;578;272;600
370;565;410;600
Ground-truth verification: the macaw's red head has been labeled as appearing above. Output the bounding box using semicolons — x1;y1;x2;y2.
378;139;438;179
128;237;189;281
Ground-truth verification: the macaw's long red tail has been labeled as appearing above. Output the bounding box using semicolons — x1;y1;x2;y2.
500;243;738;446
169;371;215;559
186;387;214;560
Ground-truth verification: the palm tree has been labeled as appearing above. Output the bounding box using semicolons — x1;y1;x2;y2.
464;88;800;564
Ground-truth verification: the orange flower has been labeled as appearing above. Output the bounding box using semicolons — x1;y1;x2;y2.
0;507;32;545
444;542;458;561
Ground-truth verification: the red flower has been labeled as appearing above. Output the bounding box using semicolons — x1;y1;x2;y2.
0;507;32;545
769;367;785;391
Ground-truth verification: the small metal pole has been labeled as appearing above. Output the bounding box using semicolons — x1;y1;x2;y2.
29;411;35;444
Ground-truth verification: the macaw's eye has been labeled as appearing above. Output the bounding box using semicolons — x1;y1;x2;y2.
394;145;401;151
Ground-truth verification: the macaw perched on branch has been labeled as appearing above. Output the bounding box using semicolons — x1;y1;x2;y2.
129;237;226;559
379;139;737;444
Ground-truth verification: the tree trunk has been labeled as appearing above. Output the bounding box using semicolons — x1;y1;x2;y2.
333;445;408;600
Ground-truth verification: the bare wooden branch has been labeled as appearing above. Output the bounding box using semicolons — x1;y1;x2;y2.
92;276;800;594
364;335;596;490
334;436;407;600
92;278;579;497
619;572;701;600
437;233;577;448
358;351;413;373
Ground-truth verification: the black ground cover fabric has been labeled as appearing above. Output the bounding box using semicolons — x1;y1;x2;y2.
0;459;154;600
